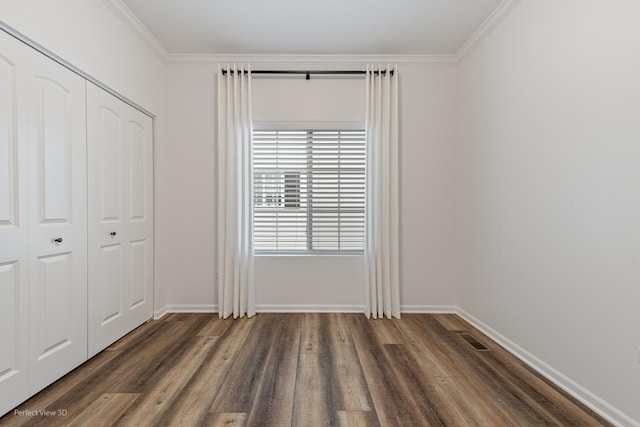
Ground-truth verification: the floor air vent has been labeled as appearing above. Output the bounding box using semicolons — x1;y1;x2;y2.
456;331;491;351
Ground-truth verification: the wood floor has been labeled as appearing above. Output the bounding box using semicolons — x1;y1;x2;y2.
0;313;610;426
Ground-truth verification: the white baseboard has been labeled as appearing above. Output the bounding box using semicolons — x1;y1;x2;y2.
161;304;456;315
165;304;219;313
256;304;458;313
401;305;457;313
163;304;361;314
161;304;362;314
256;304;363;313
153;306;168;320
456;308;638;427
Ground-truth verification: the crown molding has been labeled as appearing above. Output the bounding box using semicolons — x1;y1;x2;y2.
165;53;458;67
102;0;169;63
456;0;524;62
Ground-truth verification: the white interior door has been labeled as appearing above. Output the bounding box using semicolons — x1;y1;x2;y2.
0;30;30;416
87;83;153;357
26;48;88;394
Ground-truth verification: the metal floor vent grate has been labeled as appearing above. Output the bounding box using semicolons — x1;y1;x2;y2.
455;331;491;351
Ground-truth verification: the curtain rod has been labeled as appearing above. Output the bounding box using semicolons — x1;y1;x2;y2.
220;69;394;80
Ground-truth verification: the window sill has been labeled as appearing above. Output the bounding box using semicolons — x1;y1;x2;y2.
254;252;364;257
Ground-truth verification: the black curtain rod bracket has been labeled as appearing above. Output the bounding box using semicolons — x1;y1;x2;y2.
220;69;394;78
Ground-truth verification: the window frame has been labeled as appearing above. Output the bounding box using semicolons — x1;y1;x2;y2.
252;125;366;256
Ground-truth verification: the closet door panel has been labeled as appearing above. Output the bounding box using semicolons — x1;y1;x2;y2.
0;263;21;367
129;239;146;309
26;50;87;393
128;121;145;220
93;105;126;331
124;114;153;321
0;31;29;416
35;253;74;342
87;83;153;357
99;107;122;220
0;53;19;226
87;86;127;357
0;260;27;414
100;244;123;321
38;80;71;220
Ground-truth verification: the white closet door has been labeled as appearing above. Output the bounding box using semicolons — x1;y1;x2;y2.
87;83;153;357
26;49;88;393
0;30;29;416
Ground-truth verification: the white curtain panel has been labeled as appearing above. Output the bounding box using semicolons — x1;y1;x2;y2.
364;64;400;319
216;64;255;319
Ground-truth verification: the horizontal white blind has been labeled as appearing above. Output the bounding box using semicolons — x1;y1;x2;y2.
253;130;365;253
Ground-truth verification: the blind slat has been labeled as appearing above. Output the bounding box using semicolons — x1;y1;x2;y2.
253;129;365;253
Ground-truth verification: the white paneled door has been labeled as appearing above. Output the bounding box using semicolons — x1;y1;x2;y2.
25;45;88;394
0;29;153;416
0;30;30;416
0;29;88;414
87;83;153;357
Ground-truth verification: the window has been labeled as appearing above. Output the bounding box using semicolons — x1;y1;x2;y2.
253;130;365;254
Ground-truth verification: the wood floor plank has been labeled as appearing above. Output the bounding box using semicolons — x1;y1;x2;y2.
431;313;468;331
292;313;339;425
325;314;374;413
292;351;332;426
336;410;379;427
387;314;459;380
209;314;279;415
105;320;154;351
113;337;218;426
0;313;612;427
293;314;379;426
382;343;470;426
66;393;139;427
162;317;256;426
346;314;426;426
435;376;516;426
197;316;234;337
367;318;405;344
394;314;467;378
110;314;213;394
299;312;321;353
246;314;301;426
210;412;246;427
162;313;195;322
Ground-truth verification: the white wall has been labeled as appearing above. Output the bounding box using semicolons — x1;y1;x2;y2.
400;65;457;309
164;64;216;308
0;0;169;313
2;0;637;423
165;62;457;310
253;76;365;126
456;1;640;424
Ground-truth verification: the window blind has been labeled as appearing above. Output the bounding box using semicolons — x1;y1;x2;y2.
253;130;365;254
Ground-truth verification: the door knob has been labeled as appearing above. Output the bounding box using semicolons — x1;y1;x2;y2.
53;237;63;243
110;232;117;236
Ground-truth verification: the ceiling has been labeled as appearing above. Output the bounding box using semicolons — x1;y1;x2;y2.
120;0;504;55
